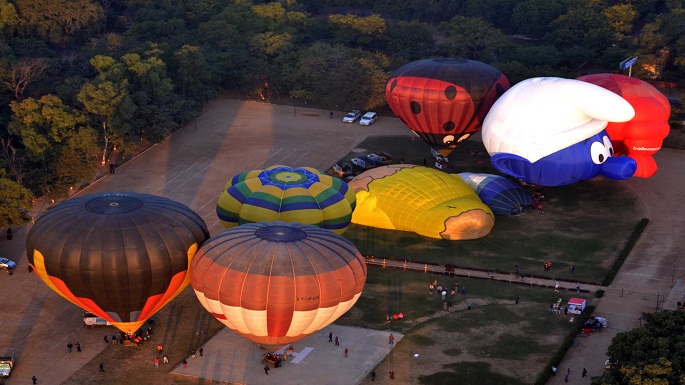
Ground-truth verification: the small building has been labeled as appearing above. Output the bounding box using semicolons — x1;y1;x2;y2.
567;298;586;315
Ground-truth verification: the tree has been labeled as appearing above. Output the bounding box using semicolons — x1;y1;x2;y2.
78;56;133;165
0;170;33;228
439;16;512;61
592;311;685;385
604;4;638;42
0;0;19;36
0;57;50;100
385;20;436;60
544;0;616;53
15;0;104;46
328;14;386;48
7;94;98;195
510;0;569;38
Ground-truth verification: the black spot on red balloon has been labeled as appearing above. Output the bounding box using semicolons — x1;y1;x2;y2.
444;86;457;100
390;79;397;92
410;101;421;114
496;83;505;97
443;121;455;131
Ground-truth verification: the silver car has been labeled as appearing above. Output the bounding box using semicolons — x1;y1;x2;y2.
359;112;377;126
342;110;361;123
0;257;17;270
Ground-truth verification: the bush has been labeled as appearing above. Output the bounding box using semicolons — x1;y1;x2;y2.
595;289;605;298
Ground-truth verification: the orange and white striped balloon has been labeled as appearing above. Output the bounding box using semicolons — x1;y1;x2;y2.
190;221;366;351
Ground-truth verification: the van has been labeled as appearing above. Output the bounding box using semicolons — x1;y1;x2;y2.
359;112;377;126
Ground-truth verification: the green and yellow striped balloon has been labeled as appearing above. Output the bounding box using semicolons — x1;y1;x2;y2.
216;166;356;234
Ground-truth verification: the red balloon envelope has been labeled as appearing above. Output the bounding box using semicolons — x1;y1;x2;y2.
190;221;367;351
576;74;670;178
386;58;510;156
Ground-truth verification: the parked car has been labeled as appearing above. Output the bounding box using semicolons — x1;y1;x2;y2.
342;110;361;122
584;316;608;330
359;112;377;125
0;257;17;270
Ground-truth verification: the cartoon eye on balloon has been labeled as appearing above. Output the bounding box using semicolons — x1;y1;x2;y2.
26;193;210;333
190;221;367;351
576;73;671;178
216;165;356;234
385;58;510;157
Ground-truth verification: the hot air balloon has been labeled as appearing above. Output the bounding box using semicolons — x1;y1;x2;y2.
25;192;209;333
190;221;366;351
348;165;494;240
457;173;533;216
385;58;510;156
482;77;637;186
576;74;671;178
216;165;356;235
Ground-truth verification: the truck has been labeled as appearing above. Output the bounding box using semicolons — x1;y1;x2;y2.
0;351;15;378
83;312;112;327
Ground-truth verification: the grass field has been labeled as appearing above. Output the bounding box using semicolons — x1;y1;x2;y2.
337;268;583;385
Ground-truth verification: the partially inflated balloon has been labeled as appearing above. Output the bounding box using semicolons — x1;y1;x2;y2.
216;165;356;234
458;173;532;216
386;58;509;156
349;165;494;240
190;221;366;351
576;74;670;178
26;193;209;333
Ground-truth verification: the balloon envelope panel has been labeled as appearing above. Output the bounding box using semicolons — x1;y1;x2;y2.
26;192;210;333
349;165;494;240
576;74;670;178
458;173;532;216
216;165;355;234
386;58;509;156
190;221;367;350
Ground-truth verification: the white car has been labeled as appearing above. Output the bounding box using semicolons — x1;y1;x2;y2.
0;257;17;270
359;112;377;126
342;110;362;123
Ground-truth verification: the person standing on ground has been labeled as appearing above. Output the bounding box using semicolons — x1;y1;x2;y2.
67;342;73;353
288;345;294;357
571;265;575;274
389;334;394;345
182;359;187;368
389;370;395;380
103;335;108;345
582;368;587;377
32;375;37;384
157;344;163;355
515;295;520;304
112;335;117;345
264;365;270;375
344;348;348;357
191;349;195;358
371;370;376;381
564;374;568;382
76;342;81;352
199;347;203;357
555;282;560;292
577;286;581;295
329;332;333;342
163;355;169;364
99;363;105;372
335;336;339;346
154;357;159;368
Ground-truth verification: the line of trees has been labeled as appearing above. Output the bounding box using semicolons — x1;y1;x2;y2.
1;0;684;228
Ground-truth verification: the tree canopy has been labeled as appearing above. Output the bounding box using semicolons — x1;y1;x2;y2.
592;311;685;385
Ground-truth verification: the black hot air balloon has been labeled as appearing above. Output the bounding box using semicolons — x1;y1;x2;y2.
385;58;510;156
26;192;210;333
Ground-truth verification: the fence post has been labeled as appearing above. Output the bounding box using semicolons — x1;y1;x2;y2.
424;264;428;273
403;260;407;270
383;258;386;268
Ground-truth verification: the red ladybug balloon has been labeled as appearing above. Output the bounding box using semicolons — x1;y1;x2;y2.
577;74;670;178
386;58;510;156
